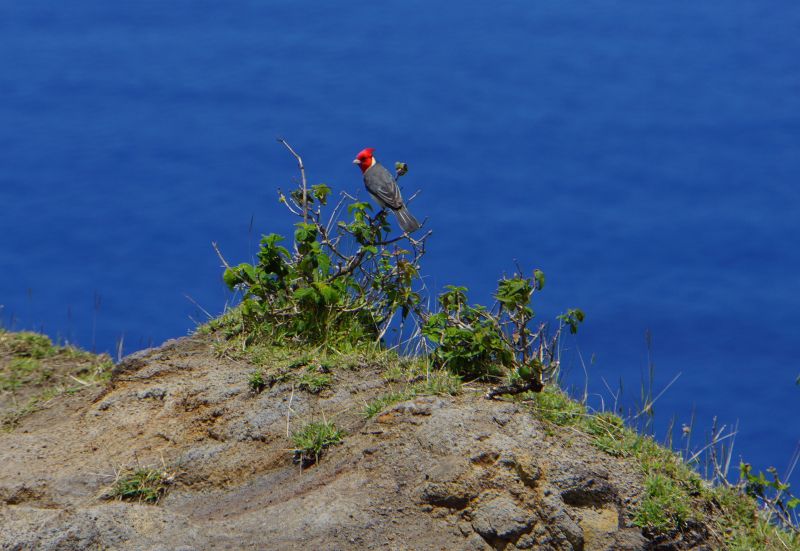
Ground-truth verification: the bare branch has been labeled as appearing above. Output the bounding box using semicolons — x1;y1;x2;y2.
211;241;233;270
277;138;307;224
277;190;303;216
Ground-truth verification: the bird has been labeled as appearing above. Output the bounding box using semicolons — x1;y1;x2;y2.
353;147;421;233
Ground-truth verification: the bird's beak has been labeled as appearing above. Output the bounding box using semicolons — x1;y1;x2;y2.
352;158;361;164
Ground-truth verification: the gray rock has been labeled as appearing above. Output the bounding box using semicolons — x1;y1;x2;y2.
610;528;648;550
137;387;167;400
389;396;447;416
553;466;616;507
471;495;533;541
542;495;584;550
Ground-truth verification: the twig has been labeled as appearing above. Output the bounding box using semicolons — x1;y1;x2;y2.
183;293;214;321
633;372;682;420
68;375;91;386
485;379;544;400
286;384;295;438
211;241;233;271
277;138;308;224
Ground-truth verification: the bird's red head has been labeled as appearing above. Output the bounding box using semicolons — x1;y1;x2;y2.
353;147;376;173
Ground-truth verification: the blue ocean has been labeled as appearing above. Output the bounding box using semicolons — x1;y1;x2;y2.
1;2;798;484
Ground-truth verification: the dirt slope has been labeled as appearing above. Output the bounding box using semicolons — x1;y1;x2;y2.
0;333;706;550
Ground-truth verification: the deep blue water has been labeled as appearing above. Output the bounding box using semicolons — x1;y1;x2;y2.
1;2;798;484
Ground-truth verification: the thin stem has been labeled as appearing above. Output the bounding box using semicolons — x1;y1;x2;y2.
277;138;307;224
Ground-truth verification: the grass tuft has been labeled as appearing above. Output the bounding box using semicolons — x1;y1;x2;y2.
634;473;691;533
585;412;638;457
0;331;56;359
108;467;175;504
291;420;344;466
362;369;462;419
531;386;586;426
297;369;332;394
362;391;410;419
1;330;113;430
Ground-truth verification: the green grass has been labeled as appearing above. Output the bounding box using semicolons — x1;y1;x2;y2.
362;369;462;419
0;358;40;391
714;486;800;550
0;331;57;359
1;330;113;431
108;467;175;504
362;391;411;419
291;420;344;465
634;473;691;533
297;369;332;394
244;359;332;395
585;412;638;457
530;386;586;426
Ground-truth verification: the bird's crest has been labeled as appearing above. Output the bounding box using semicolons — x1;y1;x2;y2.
355;147;375;161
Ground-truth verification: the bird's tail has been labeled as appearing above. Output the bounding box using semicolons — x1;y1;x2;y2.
394;204;421;233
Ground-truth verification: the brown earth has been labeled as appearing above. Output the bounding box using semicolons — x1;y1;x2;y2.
0;333;713;550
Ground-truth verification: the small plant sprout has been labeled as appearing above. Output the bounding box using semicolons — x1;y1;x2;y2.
248;369;267;393
291;420;344;467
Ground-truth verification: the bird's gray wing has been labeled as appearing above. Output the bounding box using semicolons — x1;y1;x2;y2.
364;163;404;210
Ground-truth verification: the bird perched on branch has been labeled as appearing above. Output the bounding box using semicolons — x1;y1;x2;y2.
353;147;421;233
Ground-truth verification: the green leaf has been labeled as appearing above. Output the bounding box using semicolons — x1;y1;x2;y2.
347;201;372;215
788;497;800;509
395;162;408;177
533;269;545;290
316;253;331;276
311;183;331;205
223;268;240;289
293;287;319;304
314;282;340;304
240;263;257;283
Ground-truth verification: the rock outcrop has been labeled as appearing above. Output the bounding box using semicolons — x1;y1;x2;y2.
0;333;701;550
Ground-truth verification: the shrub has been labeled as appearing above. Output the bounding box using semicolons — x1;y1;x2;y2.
221;152;428;349
422;285;510;379
422;274;583;389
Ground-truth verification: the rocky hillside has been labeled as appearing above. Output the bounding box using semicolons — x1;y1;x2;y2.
0;329;790;550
